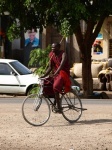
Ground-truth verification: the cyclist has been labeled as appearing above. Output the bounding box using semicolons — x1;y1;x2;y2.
40;42;71;113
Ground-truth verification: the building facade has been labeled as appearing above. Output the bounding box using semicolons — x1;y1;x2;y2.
1;16;112;66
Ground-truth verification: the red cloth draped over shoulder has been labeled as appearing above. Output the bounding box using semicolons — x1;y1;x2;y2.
49;51;71;93
49;51;70;74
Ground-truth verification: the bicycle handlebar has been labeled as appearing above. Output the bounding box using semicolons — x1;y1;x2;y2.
38;76;53;85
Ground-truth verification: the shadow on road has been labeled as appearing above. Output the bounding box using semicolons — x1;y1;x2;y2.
78;119;112;125
38;119;112;128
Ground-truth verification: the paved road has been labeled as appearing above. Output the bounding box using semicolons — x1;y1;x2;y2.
0;97;24;103
0;97;112;104
0;97;112;150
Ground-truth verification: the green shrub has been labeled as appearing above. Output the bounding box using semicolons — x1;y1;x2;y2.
28;44;51;76
27;45;51;94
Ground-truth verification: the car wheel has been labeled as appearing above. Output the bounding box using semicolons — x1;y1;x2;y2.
26;85;39;96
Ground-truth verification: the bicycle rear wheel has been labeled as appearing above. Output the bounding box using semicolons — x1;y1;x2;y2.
22;94;50;126
60;90;82;123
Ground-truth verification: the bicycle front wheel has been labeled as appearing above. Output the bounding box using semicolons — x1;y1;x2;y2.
60;90;82;123
22;94;51;126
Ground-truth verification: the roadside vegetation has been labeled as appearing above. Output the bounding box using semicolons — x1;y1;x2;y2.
1;0;112;97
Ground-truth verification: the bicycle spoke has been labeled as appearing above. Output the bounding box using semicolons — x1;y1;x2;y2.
61;90;82;123
22;94;50;126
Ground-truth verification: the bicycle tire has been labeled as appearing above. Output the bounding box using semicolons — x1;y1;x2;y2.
60;90;82;123
22;94;51;126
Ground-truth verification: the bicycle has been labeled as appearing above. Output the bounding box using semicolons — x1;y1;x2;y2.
22;77;86;126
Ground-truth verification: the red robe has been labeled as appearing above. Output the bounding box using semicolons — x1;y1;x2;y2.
49;51;71;93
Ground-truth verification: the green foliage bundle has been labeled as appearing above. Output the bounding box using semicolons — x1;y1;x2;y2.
7;23;20;41
28;44;51;76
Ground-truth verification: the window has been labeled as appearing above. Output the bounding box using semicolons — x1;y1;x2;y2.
0;63;13;75
10;60;32;75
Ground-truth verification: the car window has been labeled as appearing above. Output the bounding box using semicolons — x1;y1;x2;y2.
10;61;32;75
0;63;13;75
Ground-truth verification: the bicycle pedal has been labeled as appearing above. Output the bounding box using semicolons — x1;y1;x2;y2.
82;108;87;111
54;109;62;114
52;106;62;114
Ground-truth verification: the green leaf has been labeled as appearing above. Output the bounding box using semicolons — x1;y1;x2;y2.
28;45;51;76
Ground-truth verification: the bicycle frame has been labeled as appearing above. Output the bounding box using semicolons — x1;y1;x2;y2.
38;78;56;107
22;77;86;126
38;77;80;110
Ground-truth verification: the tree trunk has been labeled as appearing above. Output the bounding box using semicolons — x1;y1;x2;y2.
20;30;25;48
74;16;106;98
81;46;93;97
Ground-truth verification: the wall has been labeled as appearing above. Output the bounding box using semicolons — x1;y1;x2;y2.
12;39;20;49
72;17;112;62
9;17;112;64
92;17;112;60
72;34;80;63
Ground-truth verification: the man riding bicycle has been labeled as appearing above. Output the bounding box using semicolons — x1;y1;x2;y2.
40;42;71;113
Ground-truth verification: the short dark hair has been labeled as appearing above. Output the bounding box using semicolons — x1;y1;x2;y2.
52;42;60;47
97;41;101;44
28;29;37;33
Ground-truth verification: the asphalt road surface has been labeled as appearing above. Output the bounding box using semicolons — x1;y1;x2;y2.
0;97;112;150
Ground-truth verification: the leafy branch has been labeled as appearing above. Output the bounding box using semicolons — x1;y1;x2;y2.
28;44;51;76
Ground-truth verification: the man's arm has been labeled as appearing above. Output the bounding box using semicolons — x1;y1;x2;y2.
40;61;52;78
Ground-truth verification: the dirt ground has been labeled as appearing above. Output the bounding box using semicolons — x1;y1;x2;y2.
0;97;112;150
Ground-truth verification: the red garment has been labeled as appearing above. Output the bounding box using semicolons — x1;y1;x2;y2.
60;70;71;93
53;74;64;93
49;51;71;93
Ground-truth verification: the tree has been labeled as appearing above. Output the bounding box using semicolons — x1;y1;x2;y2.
0;0;112;97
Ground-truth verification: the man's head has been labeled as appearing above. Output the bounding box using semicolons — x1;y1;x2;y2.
27;29;37;42
51;43;60;53
96;41;101;45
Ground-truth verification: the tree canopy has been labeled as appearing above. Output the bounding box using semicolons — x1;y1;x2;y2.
1;0;112;96
0;0;112;43
0;0;85;37
0;0;112;40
